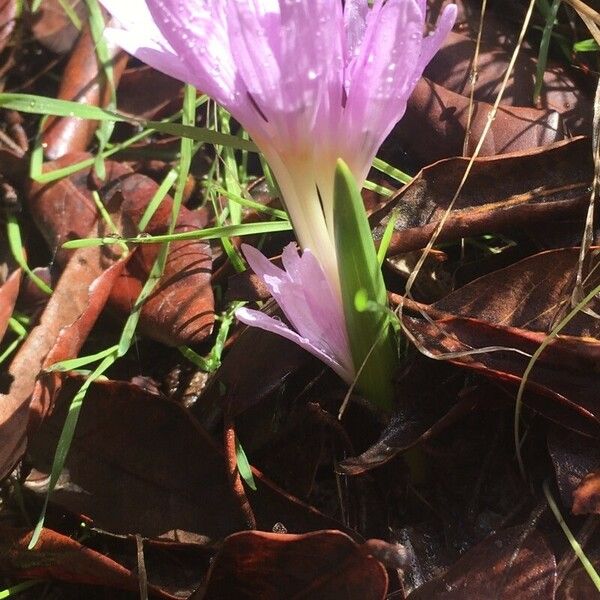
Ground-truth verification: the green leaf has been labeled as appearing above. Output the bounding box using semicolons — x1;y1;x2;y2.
574;38;600;52
6;213;52;295
235;439;257;491
85;0;116;179
377;207;399;267
333;159;398;411
0;580;43;598
46;345;119;372
533;0;561;105
61;220;292;249
0;93;257;152
372;157;412;185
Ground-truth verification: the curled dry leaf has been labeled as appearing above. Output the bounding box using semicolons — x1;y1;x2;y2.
105;173;214;346
408;527;557;599
26;376;350;542
401;248;600;437
0;244;120;480
406;316;600;436
557;558;600;600
373;137;591;257
26;153;131;264
117;66;184;120
0;526;177;599
41;24;128;160
28;258;127;429
195;311;312;428
395;77;563;166
421;248;600;342
27;155;215;346
339;358;477;475
2;160;128;479
98;535;215;599
195;530;388;600
426;31;591;134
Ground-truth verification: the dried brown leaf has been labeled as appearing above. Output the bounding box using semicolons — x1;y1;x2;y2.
196;530;388;600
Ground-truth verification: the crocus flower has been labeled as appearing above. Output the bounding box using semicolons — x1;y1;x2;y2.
236;242;354;383
99;0;455;387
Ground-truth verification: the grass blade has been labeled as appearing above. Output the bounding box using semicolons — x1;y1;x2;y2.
0;93;257;151
6;213;52;295
333;159;397;411
61;220;292;249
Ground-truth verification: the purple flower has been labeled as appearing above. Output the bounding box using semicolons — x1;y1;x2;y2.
99;0;455;384
100;0;455;281
236;243;354;383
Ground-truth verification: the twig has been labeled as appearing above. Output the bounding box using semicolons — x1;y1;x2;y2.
223;414;256;529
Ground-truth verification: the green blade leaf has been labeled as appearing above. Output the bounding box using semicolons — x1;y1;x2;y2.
0;93;257;152
333;159;397;411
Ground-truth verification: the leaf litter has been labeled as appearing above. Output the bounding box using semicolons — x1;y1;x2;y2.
1;1;600;598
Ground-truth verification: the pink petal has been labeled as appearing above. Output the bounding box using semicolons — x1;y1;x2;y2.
279;245;349;364
240;243;354;383
145;0;242;108
241;243;287;284
417;4;457;73
100;0;190;81
103;28;189;82
100;0;159;33
342;0;455;183
225;1;282;112
277;0;344;135
344;0;369;61
235;307;353;383
347;0;424;108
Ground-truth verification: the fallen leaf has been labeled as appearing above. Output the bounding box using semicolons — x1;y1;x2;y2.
408;527;557;599
105;173;214;346
117;66;184;120
26;376;352;542
391;249;600;436
0;526;177;599
27;157;215;346
195;530;388;600
394;77;563;166
429;248;600;335
26;153;131;264
0;0;17;56
28;258;127;429
339;358;476;475
557;558;600;600
404;314;600;436
425;31;591;134
0;244;117;480
372;137;591;256
196;319;312;426
0;266;20;343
